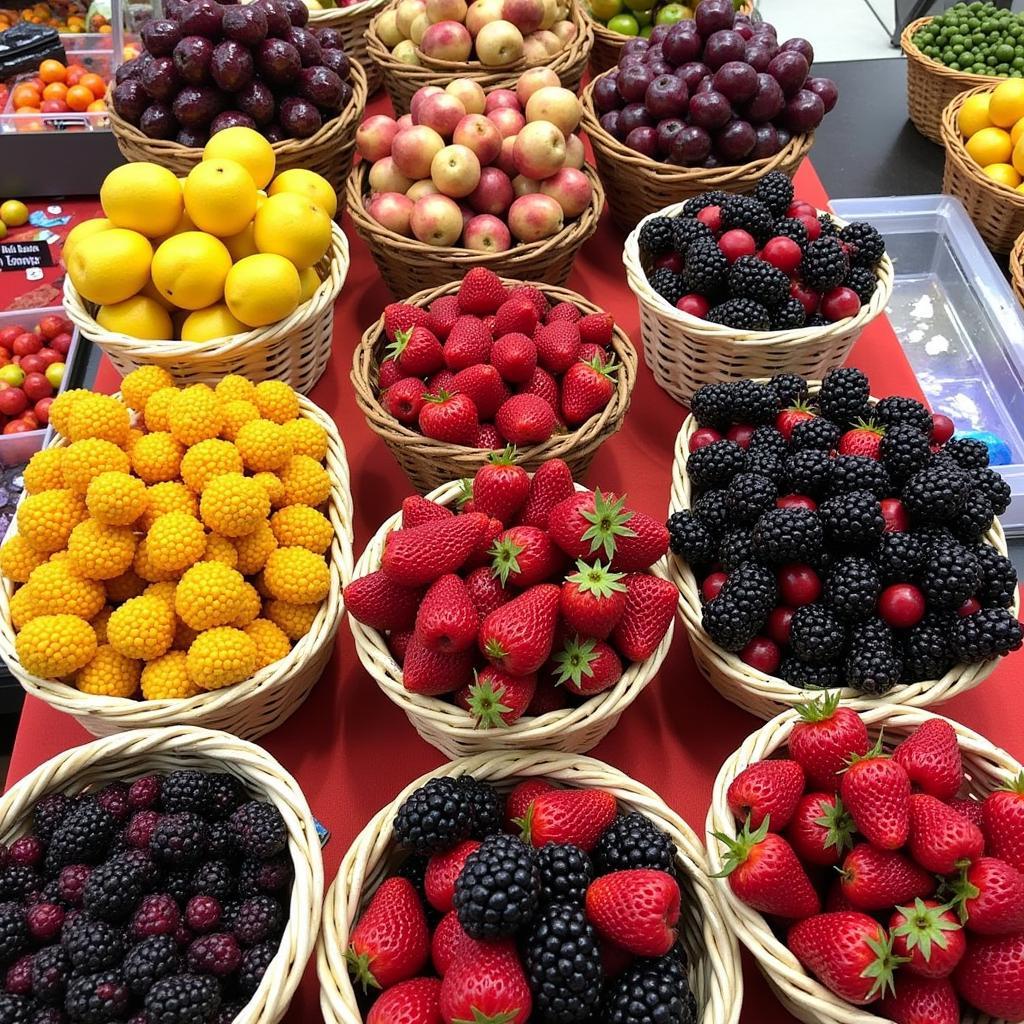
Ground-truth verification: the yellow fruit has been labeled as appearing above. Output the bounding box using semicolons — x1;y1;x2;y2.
990;78;1024;128
125;428;145;454
186;626;257;689
175;560;249;630
1012;118;1024;148
984;162;1021;187
141;481;196;529
224;254;301;327
65;394;131;447
143;580;177;610
168;384;223;446
200;472;270;537
214;374;257;404
133;537;180;583
958;92;994;138
235;419;292;472
222;222;258;263
281;417;328;461
253;380;300;424
268;167;338;217
297;267;320;303
233;519;277;574
87;471;148;526
263;546;330;604
253;191;332;269
121;365;175;413
0;535;46;583
75;644;141;697
184;159;259;237
25;558;106;618
140;650;200;699
63;217;113;264
279;454;331;506
9;587;41;630
17;489;87;552
96;295;173;341
244;618;291;670
203;127;276;189
264;598;318;640
61;438;131;493
966;126;1013;167
143;387;179;432
107;594;175;660
23;448;65;493
0;200;29;227
105;569;146;603
220;399;261;441
140;277;176;312
49;389;90;437
131;432;184;484
67;228;152;306
151;232;232;311
180;438;243;492
271;504;332;553
100;162;183;237
179;304;249;343
232;582;262;627
16;614;96;678
252;471;287;508
146;512;207;572
66;520;137;580
1013;136;1024;176
91;606;112;644
204;533;239;568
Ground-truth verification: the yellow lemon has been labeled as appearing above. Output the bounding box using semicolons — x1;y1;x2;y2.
297;267;320;302
99;162;183;237
183;159;258;237
180;304;249;342
151;232;232;311
1012;117;1024;148
253;192;332;270
1016;183;1024;196
224;254;301;327
64;218;113;264
965;126;1013;167
983;162;1021;187
67;228;152;306
203;126;276;189
1013;137;1024;175
267;167;338;218
989;78;1024;128
958;92;994;139
96;295;174;340
0;200;28;227
140;276;175;311
223;222;258;262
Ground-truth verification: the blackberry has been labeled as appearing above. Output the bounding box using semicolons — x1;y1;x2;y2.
819;491;884;550
203;823;235;861
845;627;902;695
800;237;848;292
454;834;539;939
747;424;789;457
0;866;38;902
535;844;592;905
827;456;891;499
779;656;843;690
767;373;808;408
772;217;809;248
839;222;886;267
190;861;235;903
919;543;981;611
876;532;928;583
648;268;686;306
604;952;696;1024
235;856;290;899
65;971;130;1023
724;473;777;524
968;467;1011;515
44;803;117;875
718;529;758;573
879;425;930;483
31;945;68;1006
686;440;746;489
638;216;675;258
818;368;870;427
394;778;473;855
229;802;286;860
683;242;728;297
951;490;995;542
807;313;829;327
236;942;276;999
593;813;675;874
702;562;776;651
150;813;205;869
692;490;731;535
680;191;727;217
720;194;774;243
123;936;180;999
63;917;125;974
754;170;794;217
667;511;716;565
730;380;779;425
203;775;244;821
902;461;969;523
824;556;881;622
706;298;771;331
751;508;823;564
790;418;840;452
785;449;833;497
951;608;1023;661
145;974;221;1024
0;995;30;1024
671;217;713;254
728;256;789;308
187;933;242;977
901;615;955;683
33;794;73;843
83;858;145;923
745;449;787;485
161;869;194;906
974;545;1017;608
455;776;502;839
873;395;932;435
942;437;990;470
817;213;840;238
689;382;733;430
790;605;847;665
232;895;283;945
845;266;877;305
0;904;25;964
523;904;603;1023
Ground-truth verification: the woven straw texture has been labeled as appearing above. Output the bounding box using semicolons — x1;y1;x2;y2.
581;70;813;232
346;161;604;296
902;17;1003;144
63;224;350;395
310;1;388;93
942;85;1024;254
365;0;593;114
318;749;742;1024
668;391;1018;720
349;480;674;757
1;724;323;1024
707;704;1021;1024
353;277;636;493
1011;231;1024;308
0;394;354;740
623;206;894;405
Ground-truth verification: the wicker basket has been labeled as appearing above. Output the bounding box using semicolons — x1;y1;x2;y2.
623;205;894;405
901;16;1003;145
0;394;354;740
1011;231;1024;308
668;393;1019;721
346;161;604;296
353;277;636;493
349;480;674;757
581;69;813;232
318;749;742;1024
310;0;388;93
941;85;1024;254
2;724;323;1024
62;224;350;395
707;704;1021;1024
365;0;593;115
108;60;368;195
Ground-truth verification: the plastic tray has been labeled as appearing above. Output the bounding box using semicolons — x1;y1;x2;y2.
831;194;1024;537
0;49;110;134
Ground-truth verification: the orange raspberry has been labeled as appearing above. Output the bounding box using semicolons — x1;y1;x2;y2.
234;419;292;472
233;520;277;575
278;455;331;507
146;512;206;573
264;598;318;641
168;384;222;446
61;439;131;494
175;561;249;631
107;595;175;660
91;606;113;645
26;558;107;619
0;535;47;583
281;417;328;461
23;448;65;493
244;618;291;670
252;471;286;508
214;374;257;404
140;482;196;530
186;627;258;690
140;650;200;700
66;520;137;580
133;537;180;583
65;394;131;445
180;439;243;493
200;473;269;537
253;380;299;424
203;533;238;568
75;644;141;697
144;386;179;432
48;389;91;437
17;489;87;553
121;365;175;413
86;471;148;526
270;505;332;554
105;569;146;603
131;432;184;485
220;399;261;441
16;614;97;678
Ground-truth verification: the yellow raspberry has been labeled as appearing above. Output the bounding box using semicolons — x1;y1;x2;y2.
124;427;145;454
144;387;179;432
143;581;177;610
168;385;222;447
140;482;196;530
146;512;207;573
9;586;41;629
140;650;201;700
220;400;261;441
23;448;65;493
187;627;257;690
61;439;131;494
215;374;257;404
173;619;199;651
203;533;238;568
66;521;137;581
49;389;91;437
17;490;87;553
0;535;47;583
133;538;179;584
252;471;286;508
234;420;293;473
270;505;333;554
92;606;112;644
107;595;175;660
65;394;131;446
253;571;271;599
16;614;97;678
180;439;243;493
263;546;330;604
278;455;330;508
200;473;269;537
264;599;318;641
253;381;299;424
281;417;328;461
175;562;249;631
131;432;184;485
233;521;277;575
25;558;109;619
244;618;291;670
121;365;175;413
231;583;262;628
87;471;148;527
75;644;141;697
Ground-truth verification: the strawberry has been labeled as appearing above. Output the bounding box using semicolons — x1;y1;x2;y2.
890;899;966;979
491;333;538;384
840;741;911;851
548;490;635;562
418;391;479;445
517;459;575;530
443;316;492;371
787;792;854;866
403;638;474;696
474;424;503;450
479;584;560;675
507;284;548;320
414;574;479;654
347;877;429;991
611;512;669;572
489;526;561;587
465;516;504;571
561;357;617;426
385;377;428;425
534;321;581;374
952;856;1024;934
367;976;442;1024
585;869;680;957
388;325;445;377
519;366;559;413
527;675;569;716
879;975;959;1024
892;718;963;801
713;817;820;918
457;267;508;315
378;358;403;390
546;301;581;324
451;364;508;421
382;515;488;587
578;342;608;365
402;496;454;529
578;311;614;347
345;571;422;632
952;930;1024;1019
504;779;554;830
776;404;815;440
982;771;1024;873
788;694;870;791
456;667;536;728
907;793;984;874
825;878;857;912
384;302;430;342
473;447;530;523
518;787;617;851
610;574;677;662
838;420;884;459
388;630;413;665
426;294;462;340
482;315;497;334
560;559;627;639
948;796;985;830
464;566;513;618
425;840;481;914
726;759;805;832
427;369;456;396
439;937;530;1024
838;845;935;911
494;295;539;337
431;912;473;975
495;394;557;445
552;635;622;696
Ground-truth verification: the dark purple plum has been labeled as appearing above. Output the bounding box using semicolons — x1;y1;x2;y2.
648;24;670;45
703;29;746;70
750;123;779;159
674;61;708;91
281;0;309;26
703;154;721;169
314;27;345;49
750;23;777;41
693;75;716;94
662;22;701;65
618;53;645;70
172;83;226;127
783;89;825;132
742;72;784;123
620;37;649;57
298;65;344;112
111;80;148;124
141;18;182;56
625;125;659;159
767;50;809;97
279;95;322;137
223;4;268;45
670;123;711;165
688;89;731;130
645;74;688;118
743;41;775;72
714;118;755;161
115;55;146;83
337;80;353;109
264;122;285;142
694;0;734;36
319;48;351;80
177;0;223;38
141;56;181;101
211;110;258;133
781;37;814;64
176;126;208;146
236;79;276;124
620;101;656;134
593;74;621;113
647;59;672;77
599;110;625;140
139;102;177;139
173;35;214;84
713;60;756;103
617;63;655;103
733;21;752;40
656;117;685;156
285;25;322;66
256;38;302;86
644;43;664;63
164;0;188;20
255;0;292;37
775;126;792;148
211;39;254;91
804;76;838;113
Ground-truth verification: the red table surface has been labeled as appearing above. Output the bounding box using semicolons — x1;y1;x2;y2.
4;128;1024;1023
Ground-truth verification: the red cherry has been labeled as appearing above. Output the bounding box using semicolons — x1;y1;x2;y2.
3;419;35;434
931;413;955;445
778;564;822;606
701;571;728;602
760;236;803;275
49;332;73;357
957;596;981;617
787;200;816;219
718;229;756;263
740;636;781;674
37;314;65;340
880;498;909;533
655;251;684;273
0;326;23;350
0;388;28;417
766;606;794;646
726;424;755;449
12;332;41;357
676;294;711;318
797;213;821;242
689;426;722;452
820;287;861;322
696;205;722;233
36;348;62;368
22;373;52;402
33;397;52;425
776;494;817;512
878;583;925;629
789;281;820;315
17;353;45;375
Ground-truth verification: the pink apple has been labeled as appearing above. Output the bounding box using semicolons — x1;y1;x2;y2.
516;67;559;106
357;115;400;162
551;18;575;43
391;124;446;180
563;132;584;169
496;134;518;175
453;113;502;164
513;119;566;179
502;0;544;33
484;88;521;113
487;106;526;138
367;191;416;235
463;214;512;252
397;113;414;130
512;173;541;197
508;192;564;242
446;79;487;115
430;143;481;198
411;193;464;246
420;20;473;61
539;167;592;217
476;20;524;65
416;93;467;137
426;0;467;22
406;179;440;201
525;86;580;135
368;156;415;195
395;0;426;36
468;166;515;214
465;0;504;35
410;85;444;122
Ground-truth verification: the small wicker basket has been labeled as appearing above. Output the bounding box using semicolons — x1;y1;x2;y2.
62;224;350;395
353;277;636;493
318;749;742;1024
581;70;813;233
108;61;368;195
623;205;894;405
310;1;389;93
707;704;1021;1024
668;394;1019;721
1011;230;1024;308
941;85;1024;254
0;394;354;741
1;724;323;1024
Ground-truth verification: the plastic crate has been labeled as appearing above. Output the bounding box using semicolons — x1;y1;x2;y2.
0;49;111;134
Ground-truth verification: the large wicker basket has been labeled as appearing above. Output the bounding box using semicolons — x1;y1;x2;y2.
62;224;350;395
318;749;742;1024
668;395;1019;721
1;724;323;1024
353;277;636;493
707;704;1021;1024
1011;230;1024;308
941;85;1024;254
108;60;368;195
349;479;674;757
0;393;354;740
581;69;813;233
310;1;388;93
623;205;894;405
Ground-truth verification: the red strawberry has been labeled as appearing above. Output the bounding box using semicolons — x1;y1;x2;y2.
490;526;561;588
427;369;456;396
907;793;984;874
494;296;539;337
561;358;617;427
776;404;815;440
585;869;679;957
952;930;1024;1019
382;515;488;587
548;490;634;562
378;358;403;390
560;559;627;639
456;667;536;727
367;976;442;1024
519;788;617;851
838;420;884;459
402;639;474;696
344;571;422;632
388;325;445;377
838;845;935;911
519;366;559;413
482;315;497;334
788;694;870;790
517;460;574;529
418;391;479;445
527;675;569;716
426;294;461;340
443;316;492;371
610;574;677;662
786;792;854;866
948;796;985;830
388;630;413;665
474;424;503;450
491;333;538;385
439;937;530;1024
879;975;959;1024
495;394;557;445
507;284;548;320
825;878;857;912
414;574;479;654
726;759;805;832
504;779;554;829
431;912;473;976
890;899;966;979
578;343;607;365
578;312;614;347
385;377;428;425
473;448;530;523
953;856;1024;934
534;321;581;374
424;840;481;914
347;877;429;991
464;566;513;618
840;742;911;851
402;496;454;529
551;635;622;696
451;364;508;421
464;515;504;571
457;268;508;315
893;718;963;801
479;584;559;675
982;771;1024;873
546;300;580;324
384;302;430;342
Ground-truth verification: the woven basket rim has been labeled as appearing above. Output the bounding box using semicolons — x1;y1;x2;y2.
900;15;1007;87
1011;231;1024;305
579;0;754;45
309;0;388;19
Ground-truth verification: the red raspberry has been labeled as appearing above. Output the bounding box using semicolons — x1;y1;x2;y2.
186;895;222;934
58;865;92;906
128;776;161;810
131;894;180;940
188;933;242;977
26;903;65;942
124;810;160;850
8;836;42;868
5;954;33;995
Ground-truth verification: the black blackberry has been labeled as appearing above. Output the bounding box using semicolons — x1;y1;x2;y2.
681;191;727;217
671;217;713;254
818;368;870;427
817;213;840;238
951;608;1023;661
455;776;502;839
789;605;847;665
901;614;956;683
0;866;38;901
232;893;284;946
150;813;205;869
745;449;788;485
604;952;696;1024
0;995;30;1024
845;266;877;305
752;507;823;564
638;217;675;258
394;777;474;855
682;242;729;297
819;491;884;551
686;440;746;489
65;971;130;1023
236;942;276;999
523;903;603;1023
162;868;194;905
667;511;716;565
648;268;686;306
919;543;981;611
718;528;758;573
902;461;969;523
593;813;675;874
772;217;809;248
952;490;995;542
689;382;733;430
747;425;789;457
827;456;891;499
44;802;117;875
31;945;68;1007
974;545;1017;608
33;794;73;843
800;237;848;292
784;449;833;498
720;194;774;243
203;775;244;821
729;256;790;308
771;303;806;337
876;531;927;582
159;771;210;817
839;222;886;268
845;621;902;695
535;844;592;905
767;374;808;408
229;802;286;860
453;834;539;939
790;417;840;452
190;861;235;903
824;556;881;622
0;903;26;964
145;973;221;1024
83;858;145;923
123;935;180;998
204;822;236;860
942;437;990;470
724;473;777;524
706;298;771;331
692;490;731;535
236;855;290;899
779;656;843;690
807;313;830;327
754;170;794;217
730;380;780;425
879;425;931;483
873;395;932;435
702;562;776;651
63;917;125;974
968;467;1012;515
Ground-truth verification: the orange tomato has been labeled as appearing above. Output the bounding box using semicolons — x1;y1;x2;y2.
86;99;105;113
64;65;85;86
38;59;66;84
65;84;93;111
79;73;105;98
42;81;67;101
11;84;41;109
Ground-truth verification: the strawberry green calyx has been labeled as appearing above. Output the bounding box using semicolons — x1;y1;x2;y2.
585;356;619;378
384;326;413;362
711;815;771;878
457;478;474;508
552;635;600;688
490;535;526;586
857;930;904;1001
814;796;855;857
843;733;888;771
794;691;841;722
851;417;884;437
422;390;454;405
344;947;381;992
515;803;535;845
566;558;626;599
581;489;636;560
893;898;962;957
487;444;518;466
465;675;513;730
453;1009;520;1024
483;637;508;661
1001;770;1024;796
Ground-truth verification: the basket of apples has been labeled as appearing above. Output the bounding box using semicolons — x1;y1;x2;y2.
318;752;742;1024
707;701;1024;1024
308;0;391;94
343;457;676;757
353;269;636;492
350;72;603;296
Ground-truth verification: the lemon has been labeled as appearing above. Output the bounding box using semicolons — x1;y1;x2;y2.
958;92;993;139
1012;118;1024;148
966;126;1013;167
223;222;258;262
1016;183;1024;196
96;296;174;340
203;127;276;189
100;163;183;238
151;232;233;311
267;168;338;218
990;79;1024;129
183;159;258;237
983;162;1021;187
64;218;113;263
298;267;320;303
180;304;249;342
0;200;28;227
224;254;301;327
67;228;153;306
253;192;332;270
1013;137;1024;176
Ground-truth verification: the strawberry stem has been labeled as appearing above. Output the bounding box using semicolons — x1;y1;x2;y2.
487;444;518;466
552;635;598;688
566;558;627;598
581;489;636;561
483;637;507;661
794;691;841;722
457;478;474;508
515;804;535;845
859;931;907;1001
452;1009;521;1024
384;326;411;362
813;796;855;856
711;815;771;877
344;947;380;992
891;898;960;960
466;676;512;730
489;535;525;587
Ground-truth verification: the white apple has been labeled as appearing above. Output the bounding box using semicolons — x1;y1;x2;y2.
521;33;549;62
535;28;562;53
416;93;467;137
512;173;541;197
475;20;524;66
426;0;467;23
467;165;515;214
563;132;584;169
525;86;580;135
410;194;464;246
487;106;526;138
406;179;441;201
367;192;415;235
392;39;421;63
539;166;591;217
508;193;563;242
430;143;482;198
446;79;487;115
551;18;576;43
538;0;558;29
420;20;473;61
453;113;502;165
512;119;566;179
368;157;414;195
391;124;446;180
377;9;404;46
465;0;504;35
356;114;400;162
395;0;426;37
502;0;544;34
516;67;559;106
464;214;512;252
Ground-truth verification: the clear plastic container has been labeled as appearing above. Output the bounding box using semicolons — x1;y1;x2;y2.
0;48;111;134
831;194;1024;537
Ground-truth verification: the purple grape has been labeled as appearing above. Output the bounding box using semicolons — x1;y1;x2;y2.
781;37;814;65
621;37;649;58
211;39;254;91
279;95;322;137
647;60;673;77
742;72;784;123
648;24;671;46
703;29;747;70
714;118;755;162
620;102;656;134
783;89;825;132
776;126;792;148
733;22;753;40
694;75;716;94
674;61;708;92
141;56;181;101
298;65;344;112
315;27;345;49
688;89;731;129
750;123;780;159
767;50;809;97
111;80;148;124
255;0;292;37
139;102;177;139
177;0;223;38
264;122;285;142
617;63;655;103
320;48;350;80
656;117;686;157
663;22;702;65
236;79;276;124
670;123;711;165
141;18;182;56
644;43;664;63
694;0;734;36
172;35;213;85
645;74;689;118
804;76;838;113
172;84;225;127
176;126;208;147
223;4;268;45
211;110;257;133
280;0;309;26
743;41;775;72
712;60;756;103
285;25;322;67
256;38;302;86
625;125;659;159
600;110;625;140
593;75;621;113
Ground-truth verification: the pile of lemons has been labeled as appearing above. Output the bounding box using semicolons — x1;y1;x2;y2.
0;367;336;701
65;127;338;342
958;78;1024;190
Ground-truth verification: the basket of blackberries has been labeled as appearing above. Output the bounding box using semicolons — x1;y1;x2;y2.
0;725;323;1024
317;750;742;1024
622;173;895;406
666;369;1021;720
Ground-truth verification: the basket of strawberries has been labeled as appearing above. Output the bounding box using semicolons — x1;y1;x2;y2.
707;700;1024;1024
344;458;677;757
